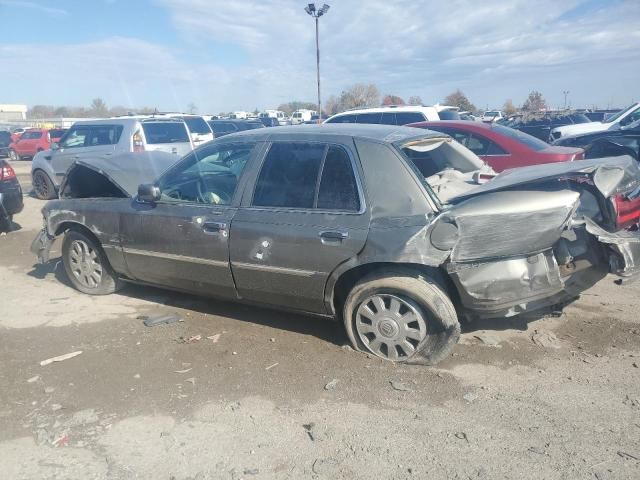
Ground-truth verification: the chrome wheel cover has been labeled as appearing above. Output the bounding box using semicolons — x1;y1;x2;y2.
355;294;427;361
69;239;103;289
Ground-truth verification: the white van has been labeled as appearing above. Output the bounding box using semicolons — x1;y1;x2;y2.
230;111;249;120
260;110;290;125
291;109;316;125
324;105;458;125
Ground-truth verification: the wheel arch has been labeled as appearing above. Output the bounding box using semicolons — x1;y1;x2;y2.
328;261;460;319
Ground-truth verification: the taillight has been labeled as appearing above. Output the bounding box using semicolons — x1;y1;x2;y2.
132;131;145;152
613;194;640;229
0;164;16;180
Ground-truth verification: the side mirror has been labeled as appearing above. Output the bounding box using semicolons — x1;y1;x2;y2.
137;184;161;203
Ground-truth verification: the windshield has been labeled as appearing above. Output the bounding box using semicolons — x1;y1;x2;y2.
142;122;190;143
605;104;638;124
484;111;499;117
491;124;549;151
21;131;43;139
438;109;461;120
181;116;211;134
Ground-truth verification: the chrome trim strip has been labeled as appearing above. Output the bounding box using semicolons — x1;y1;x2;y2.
232;261;319;277
122;247;228;267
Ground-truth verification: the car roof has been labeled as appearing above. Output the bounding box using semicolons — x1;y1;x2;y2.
216;123;446;144
330;105;438;116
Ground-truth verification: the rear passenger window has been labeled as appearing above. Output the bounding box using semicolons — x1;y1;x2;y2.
317;147;360;211
253;143;326;208
380;112;396;125
395;112;426;125
142;123;189;144
87;126;123;146
356;113;382;124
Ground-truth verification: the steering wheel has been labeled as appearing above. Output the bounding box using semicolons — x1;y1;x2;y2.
196;177;231;205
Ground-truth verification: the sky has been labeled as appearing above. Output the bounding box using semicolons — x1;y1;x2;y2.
0;0;638;113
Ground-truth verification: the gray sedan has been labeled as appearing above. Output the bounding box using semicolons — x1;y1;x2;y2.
31;124;640;364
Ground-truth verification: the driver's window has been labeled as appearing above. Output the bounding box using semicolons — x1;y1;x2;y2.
60;127;89;149
157;142;255;205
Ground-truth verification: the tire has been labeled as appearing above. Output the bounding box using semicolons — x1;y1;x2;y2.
62;229;123;295
32;170;57;200
343;268;460;365
9;149;19;161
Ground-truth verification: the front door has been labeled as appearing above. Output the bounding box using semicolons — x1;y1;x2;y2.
230;141;370;314
51;125;121;182
120;141;257;298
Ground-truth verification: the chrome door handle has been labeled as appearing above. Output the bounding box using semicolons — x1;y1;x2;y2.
319;230;349;240
202;221;228;235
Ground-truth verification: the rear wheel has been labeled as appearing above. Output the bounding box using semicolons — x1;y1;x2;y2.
32;170;56;200
343;269;460;365
62;229;122;295
9;149;19;161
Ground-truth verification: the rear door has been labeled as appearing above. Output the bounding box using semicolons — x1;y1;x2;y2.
120;141;257;297
141;121;193;156
230;141;369;313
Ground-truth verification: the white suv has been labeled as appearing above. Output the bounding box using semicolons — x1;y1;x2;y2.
551;102;640;141
324;105;460;125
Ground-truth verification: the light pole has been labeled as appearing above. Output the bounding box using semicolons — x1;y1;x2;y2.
305;3;330;123
563;90;569;110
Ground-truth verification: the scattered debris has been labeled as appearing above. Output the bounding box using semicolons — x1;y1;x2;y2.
473;333;502;347
390;381;412;392
617;451;639;461
633;363;639;369
134;374;141;379
139;313;183;327
623;395;640;408
51;404;62;412
312;458;339;475
324;379;339;391
528;446;545;455
177;334;201;344
52;434;69;447
174;368;193;374
265;363;279;370
454;432;469;442
531;330;562;349
463;393;477;403
27;375;40;383
207;333;221;343
303;423;315;441
40;351;83;366
341;344;354;352
232;351;238;355
243;469;259;475
185;377;196;385
44;387;55;394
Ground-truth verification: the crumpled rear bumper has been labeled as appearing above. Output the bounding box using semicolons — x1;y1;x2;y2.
448;221;640;319
31;228;55;264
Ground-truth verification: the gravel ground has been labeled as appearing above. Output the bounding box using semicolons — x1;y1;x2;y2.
1;160;639;479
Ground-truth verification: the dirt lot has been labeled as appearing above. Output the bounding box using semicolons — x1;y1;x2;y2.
1;160;640;479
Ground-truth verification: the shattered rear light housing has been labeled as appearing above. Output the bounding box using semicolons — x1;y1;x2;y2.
613;194;640;229
0;164;16;180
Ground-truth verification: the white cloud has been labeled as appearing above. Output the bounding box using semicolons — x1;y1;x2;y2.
0;0;68;16
2;0;639;111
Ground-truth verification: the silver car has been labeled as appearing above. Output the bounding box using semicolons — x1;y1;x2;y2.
31;117;194;200
31;124;640;365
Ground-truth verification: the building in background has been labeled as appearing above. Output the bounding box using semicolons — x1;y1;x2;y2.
0;104;27;122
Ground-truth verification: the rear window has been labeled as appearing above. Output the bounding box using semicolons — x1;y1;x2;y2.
182;116;211;134
327;114;357;123
438;110;461;120
210;122;237;134
356;113;382;124
491;124;549;151
142;122;190;144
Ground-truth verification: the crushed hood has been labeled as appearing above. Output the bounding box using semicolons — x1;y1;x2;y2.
449;155;640;202
62;151;179;198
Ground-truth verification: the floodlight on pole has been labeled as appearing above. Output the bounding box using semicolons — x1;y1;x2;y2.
305;3;330;123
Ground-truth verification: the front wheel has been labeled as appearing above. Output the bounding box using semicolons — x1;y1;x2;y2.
62;229;123;295
343;269;460;365
32;170;56;200
9;149;19;161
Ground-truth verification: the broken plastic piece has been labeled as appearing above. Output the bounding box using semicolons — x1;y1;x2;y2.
40;351;83;366
139;313;183;327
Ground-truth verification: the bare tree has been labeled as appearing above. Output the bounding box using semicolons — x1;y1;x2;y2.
89;98;108;117
522;90;547;112
382;95;405;106
324;95;341;116
502;99;518;116
277;101;317;115
339;83;380;110
407;96;423;106
187;103;198;114
443;89;476;113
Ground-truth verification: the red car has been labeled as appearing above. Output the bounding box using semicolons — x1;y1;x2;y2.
8;128;67;161
409;120;584;172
